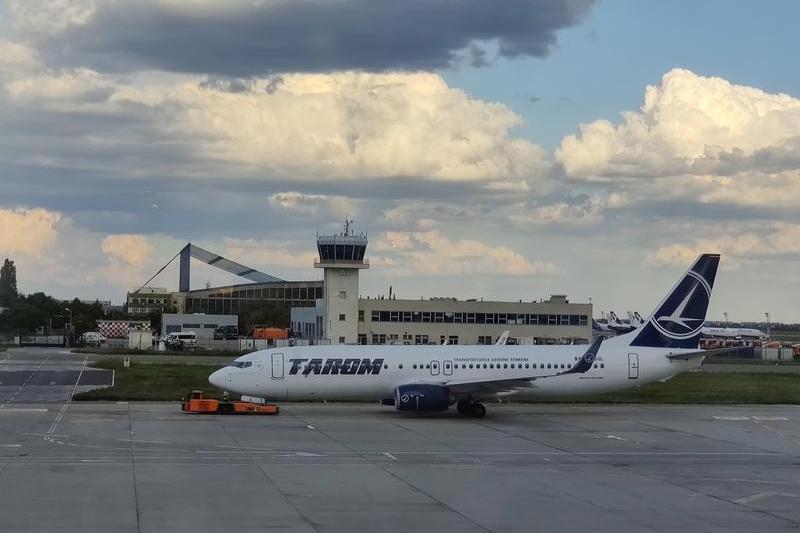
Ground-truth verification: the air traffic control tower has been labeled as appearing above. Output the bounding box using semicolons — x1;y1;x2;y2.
315;220;368;344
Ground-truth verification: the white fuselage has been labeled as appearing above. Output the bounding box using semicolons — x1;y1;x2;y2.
209;333;702;402
702;326;766;340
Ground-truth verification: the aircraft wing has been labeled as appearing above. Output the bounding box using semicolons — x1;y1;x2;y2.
442;337;603;398
666;346;743;360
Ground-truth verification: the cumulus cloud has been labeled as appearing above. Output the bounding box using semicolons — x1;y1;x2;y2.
224;238;318;272
372;230;557;276
507;193;630;228
267;192;359;219
557;69;800;179
0;40;39;69
646;223;800;268
101;234;154;267
7;0;594;76
0;207;63;257
1;68;547;183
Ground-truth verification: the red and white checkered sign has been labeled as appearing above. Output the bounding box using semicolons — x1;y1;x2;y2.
97;320;150;339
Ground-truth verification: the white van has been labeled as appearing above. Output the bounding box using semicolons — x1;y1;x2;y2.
80;331;107;346
165;331;197;350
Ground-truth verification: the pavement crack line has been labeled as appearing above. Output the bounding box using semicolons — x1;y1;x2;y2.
472;417;800;529
44;357;87;442
216;418;320;532
127;403;142;533
286;411;493;533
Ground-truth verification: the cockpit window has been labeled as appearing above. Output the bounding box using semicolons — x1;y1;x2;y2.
229;361;253;369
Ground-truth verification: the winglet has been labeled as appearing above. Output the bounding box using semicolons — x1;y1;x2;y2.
495;330;511;345
561;336;603;375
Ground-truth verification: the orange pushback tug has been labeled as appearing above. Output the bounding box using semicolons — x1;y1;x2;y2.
181;390;279;415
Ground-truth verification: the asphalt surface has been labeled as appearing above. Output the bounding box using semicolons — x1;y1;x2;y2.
1;347;799;532
0;347;114;403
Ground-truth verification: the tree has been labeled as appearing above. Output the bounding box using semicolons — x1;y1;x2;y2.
0;258;18;306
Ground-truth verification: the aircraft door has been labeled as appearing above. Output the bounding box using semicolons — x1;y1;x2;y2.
430;360;440;376
443;360;453;376
271;353;284;379
628;353;639;379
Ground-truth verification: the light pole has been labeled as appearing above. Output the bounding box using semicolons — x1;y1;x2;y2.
764;312;770;340
64;307;72;347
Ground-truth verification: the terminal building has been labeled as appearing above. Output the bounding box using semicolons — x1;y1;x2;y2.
134;223;592;345
291;221;592;345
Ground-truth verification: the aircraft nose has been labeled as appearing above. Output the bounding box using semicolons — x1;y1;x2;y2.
209;368;227;389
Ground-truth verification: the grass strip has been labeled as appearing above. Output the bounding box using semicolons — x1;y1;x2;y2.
74;359;225;402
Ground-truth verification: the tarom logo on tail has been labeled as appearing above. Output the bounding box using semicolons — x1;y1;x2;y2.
630;254;720;349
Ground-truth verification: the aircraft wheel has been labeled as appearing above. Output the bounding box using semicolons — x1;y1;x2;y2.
471;403;486;418
456;400;472;416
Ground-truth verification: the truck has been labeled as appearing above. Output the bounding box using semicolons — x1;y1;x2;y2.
251;327;290;341
181;390;279;415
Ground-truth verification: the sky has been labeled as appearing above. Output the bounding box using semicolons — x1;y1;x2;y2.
1;0;799;323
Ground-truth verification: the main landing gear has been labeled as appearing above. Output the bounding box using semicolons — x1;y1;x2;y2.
456;400;486;419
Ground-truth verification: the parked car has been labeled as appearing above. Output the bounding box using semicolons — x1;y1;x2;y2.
164;331;197;351
79;331;107;346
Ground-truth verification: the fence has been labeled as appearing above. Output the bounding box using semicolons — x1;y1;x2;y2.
97;336;331;353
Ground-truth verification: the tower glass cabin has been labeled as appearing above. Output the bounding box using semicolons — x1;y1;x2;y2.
314;220;369;344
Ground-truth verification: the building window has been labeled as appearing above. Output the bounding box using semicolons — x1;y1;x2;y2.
339;313;346;321
338;336;346;344
338;291;347;299
358;334;367;345
358;310;364;322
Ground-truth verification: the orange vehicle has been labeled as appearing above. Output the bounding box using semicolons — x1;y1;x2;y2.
251;327;290;340
181;390;279;415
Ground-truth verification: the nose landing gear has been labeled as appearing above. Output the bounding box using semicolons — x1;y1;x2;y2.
456;399;486;418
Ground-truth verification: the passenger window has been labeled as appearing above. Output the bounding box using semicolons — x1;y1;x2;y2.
503;364;508;369
525;364;529;369
483;364;488;369
384;364;388;369
412;364;417;369
399;364;403;369
469;364;473;369
600;364;605;369
547;364;551;369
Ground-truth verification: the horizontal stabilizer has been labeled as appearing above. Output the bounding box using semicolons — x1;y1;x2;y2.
666;347;741;360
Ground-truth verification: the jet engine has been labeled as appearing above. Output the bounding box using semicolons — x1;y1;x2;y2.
394;384;451;412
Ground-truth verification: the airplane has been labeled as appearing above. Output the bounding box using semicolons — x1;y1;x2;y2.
210;254;721;418
606;311;636;334
627;311;644;328
701;326;767;340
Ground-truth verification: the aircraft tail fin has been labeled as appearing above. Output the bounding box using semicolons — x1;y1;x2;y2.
628;254;720;349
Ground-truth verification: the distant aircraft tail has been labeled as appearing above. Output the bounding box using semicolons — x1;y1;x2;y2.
627;254;720;349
